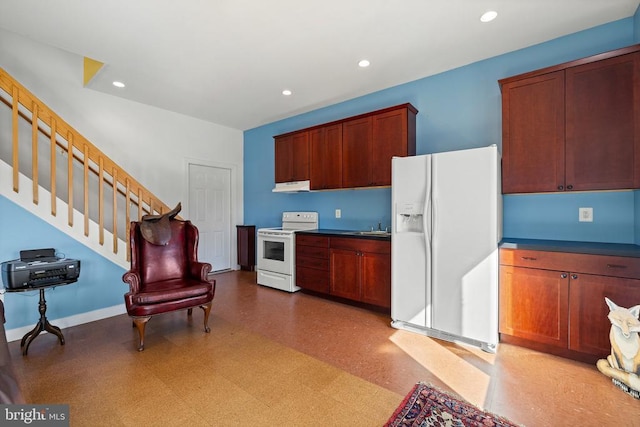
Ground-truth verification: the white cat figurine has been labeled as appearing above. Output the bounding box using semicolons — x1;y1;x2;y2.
596;297;640;398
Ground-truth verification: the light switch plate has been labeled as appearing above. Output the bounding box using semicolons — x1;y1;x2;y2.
335;209;341;218
579;207;593;222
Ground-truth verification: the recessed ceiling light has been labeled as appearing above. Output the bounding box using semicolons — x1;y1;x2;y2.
282;89;292;96
358;59;370;68
480;10;497;23
112;81;125;88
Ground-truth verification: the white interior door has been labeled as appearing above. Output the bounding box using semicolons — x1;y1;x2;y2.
188;163;231;272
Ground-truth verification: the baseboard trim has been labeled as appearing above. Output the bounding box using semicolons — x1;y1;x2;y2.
6;303;127;342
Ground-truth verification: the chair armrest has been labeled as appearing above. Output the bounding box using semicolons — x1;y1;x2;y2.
122;270;141;294
190;262;212;282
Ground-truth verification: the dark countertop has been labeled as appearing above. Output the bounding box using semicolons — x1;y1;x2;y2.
296;229;391;241
499;238;640;258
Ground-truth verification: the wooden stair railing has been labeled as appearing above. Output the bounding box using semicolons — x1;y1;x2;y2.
0;67;173;261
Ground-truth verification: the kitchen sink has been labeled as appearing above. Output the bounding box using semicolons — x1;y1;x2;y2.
352;230;391;237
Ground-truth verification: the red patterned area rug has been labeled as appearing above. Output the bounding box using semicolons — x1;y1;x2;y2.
385;382;522;427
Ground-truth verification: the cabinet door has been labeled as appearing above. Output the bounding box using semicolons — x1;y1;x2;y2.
499;266;569;348
274;132;309;183
566;52;640;191
310;124;342;190
370;109;408;186
290;131;310;181
568;273;640;356
361;251;391;308
501;71;565;193
342;117;372;188
274;134;293;183
330;248;361;300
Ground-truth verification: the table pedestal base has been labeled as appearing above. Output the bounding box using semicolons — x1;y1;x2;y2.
20;288;65;355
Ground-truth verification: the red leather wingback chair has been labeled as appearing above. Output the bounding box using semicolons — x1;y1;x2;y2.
122;219;215;351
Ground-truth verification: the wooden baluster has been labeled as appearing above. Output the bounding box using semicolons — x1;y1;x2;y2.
12;86;19;192
138;188;143;221
31;102;39;204
50;119;57;216
83;145;89;236
99;157;104;245
67;132;74;227
112;167;118;254
125;178;131;261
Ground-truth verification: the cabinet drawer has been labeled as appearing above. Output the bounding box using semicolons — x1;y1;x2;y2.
296;254;329;270
500;248;640;279
296;234;329;247
296;266;329;293
330;237;391;254
296;244;328;260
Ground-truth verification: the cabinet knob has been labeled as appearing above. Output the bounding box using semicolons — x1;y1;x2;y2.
557;185;564;190
571;274;578;280
567;185;573;190
561;273;568;279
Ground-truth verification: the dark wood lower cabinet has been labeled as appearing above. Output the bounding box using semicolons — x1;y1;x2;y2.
329;248;361;300
296;234;391;310
499;266;569;349
296;235;330;293
499;247;640;363
569;273;640;356
329;237;391;309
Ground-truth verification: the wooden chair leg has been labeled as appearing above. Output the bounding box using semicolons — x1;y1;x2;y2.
200;303;212;333
132;316;150;351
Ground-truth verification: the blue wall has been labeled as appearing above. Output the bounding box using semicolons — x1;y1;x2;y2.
245;18;638;244
0;196;125;329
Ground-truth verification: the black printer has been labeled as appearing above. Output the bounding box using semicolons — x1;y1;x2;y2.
1;248;80;289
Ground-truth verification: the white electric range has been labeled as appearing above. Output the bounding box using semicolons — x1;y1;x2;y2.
256;212;318;292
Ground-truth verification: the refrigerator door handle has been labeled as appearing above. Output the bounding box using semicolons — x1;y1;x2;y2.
423;183;431;247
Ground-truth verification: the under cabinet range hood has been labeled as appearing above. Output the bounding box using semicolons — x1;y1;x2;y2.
272;180;311;193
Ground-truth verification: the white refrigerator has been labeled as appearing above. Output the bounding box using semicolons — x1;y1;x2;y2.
391;145;502;352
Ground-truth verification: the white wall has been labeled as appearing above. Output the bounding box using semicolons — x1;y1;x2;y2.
0;27;245;261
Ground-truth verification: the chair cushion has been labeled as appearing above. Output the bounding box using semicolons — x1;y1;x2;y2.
132;279;212;305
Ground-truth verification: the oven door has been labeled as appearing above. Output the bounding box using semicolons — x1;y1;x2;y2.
257;231;293;276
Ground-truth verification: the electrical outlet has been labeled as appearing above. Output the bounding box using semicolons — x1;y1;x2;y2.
335;209;341;218
579;207;593;222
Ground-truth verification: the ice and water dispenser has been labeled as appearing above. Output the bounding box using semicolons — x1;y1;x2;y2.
395;201;424;233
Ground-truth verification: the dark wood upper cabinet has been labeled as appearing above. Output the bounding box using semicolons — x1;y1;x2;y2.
274;103;417;190
499;45;640;194
310;123;343;190
342;116;373;188
370;107;416;186
274;131;309;183
501;71;565;193
565;53;640;191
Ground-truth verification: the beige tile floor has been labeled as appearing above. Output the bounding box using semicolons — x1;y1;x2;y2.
8;270;640;426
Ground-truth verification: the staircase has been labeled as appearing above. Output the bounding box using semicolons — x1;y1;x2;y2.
0;68;173;268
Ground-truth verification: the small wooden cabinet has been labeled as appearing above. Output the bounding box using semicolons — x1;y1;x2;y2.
295;234;330;293
236;225;256;271
329;237;391;309
274;131;309;183
499;45;640;194
499;246;640;362
274;103;417;190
